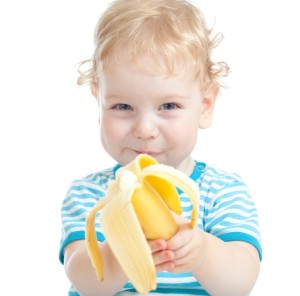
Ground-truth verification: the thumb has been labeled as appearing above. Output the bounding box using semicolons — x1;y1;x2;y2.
170;211;188;225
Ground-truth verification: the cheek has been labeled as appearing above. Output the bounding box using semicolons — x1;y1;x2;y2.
166;119;198;146
166;117;198;136
179;129;198;147
100;117;128;144
101;121;116;143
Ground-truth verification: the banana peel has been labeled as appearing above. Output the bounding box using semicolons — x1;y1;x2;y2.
85;154;199;294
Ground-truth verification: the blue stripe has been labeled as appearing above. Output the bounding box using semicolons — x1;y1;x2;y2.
59;231;105;264
153;288;209;295
157;272;193;278
213;192;252;206
63;192;100;205
207;212;257;226
69;185;105;196
219;232;263;260
63;223;85;232
181;204;193;212
124;287;209;295
62;201;96;212
61;208;87;218
68;192;99;200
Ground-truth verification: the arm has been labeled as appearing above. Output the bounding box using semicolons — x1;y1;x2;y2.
149;215;260;296
64;240;128;296
192;234;260;296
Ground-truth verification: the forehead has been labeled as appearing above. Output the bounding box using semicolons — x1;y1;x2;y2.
99;53;202;101
100;48;198;79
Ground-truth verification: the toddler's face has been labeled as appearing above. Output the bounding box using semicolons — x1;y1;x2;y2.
97;55;217;174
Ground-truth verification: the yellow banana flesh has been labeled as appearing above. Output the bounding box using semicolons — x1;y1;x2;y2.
85;154;199;294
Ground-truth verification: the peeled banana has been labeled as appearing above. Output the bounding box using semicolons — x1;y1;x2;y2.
85;154;199;294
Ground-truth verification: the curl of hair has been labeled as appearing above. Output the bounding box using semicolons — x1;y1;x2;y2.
77;0;229;91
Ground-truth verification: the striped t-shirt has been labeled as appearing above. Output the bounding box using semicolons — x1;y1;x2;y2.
59;160;262;295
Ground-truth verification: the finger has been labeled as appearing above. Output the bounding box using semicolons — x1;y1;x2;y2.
153;249;174;265
167;224;192;250
168;254;199;274
172;242;191;261
148;239;168;253
170;212;188;224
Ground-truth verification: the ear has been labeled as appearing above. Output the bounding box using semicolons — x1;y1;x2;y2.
91;82;102;125
91;82;99;100
198;83;220;129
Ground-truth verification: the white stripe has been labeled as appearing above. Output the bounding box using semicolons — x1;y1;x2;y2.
63;196;98;208
71;180;105;191
61;206;88;216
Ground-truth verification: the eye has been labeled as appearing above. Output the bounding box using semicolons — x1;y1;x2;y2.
159;103;179;111
112;104;133;111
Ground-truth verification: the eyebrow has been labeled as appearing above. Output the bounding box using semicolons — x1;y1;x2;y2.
158;94;189;100
103;95;125;100
104;93;189;101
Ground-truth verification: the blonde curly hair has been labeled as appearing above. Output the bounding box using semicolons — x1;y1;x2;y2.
77;0;229;92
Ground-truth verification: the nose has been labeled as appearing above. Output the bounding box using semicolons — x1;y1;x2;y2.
133;114;159;139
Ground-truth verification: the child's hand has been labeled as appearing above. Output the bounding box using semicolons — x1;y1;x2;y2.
148;238;175;273
165;214;205;274
148;214;205;274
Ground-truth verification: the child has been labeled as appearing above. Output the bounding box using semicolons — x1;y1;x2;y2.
59;0;262;295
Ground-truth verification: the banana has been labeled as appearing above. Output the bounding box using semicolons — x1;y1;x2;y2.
85;154;199;294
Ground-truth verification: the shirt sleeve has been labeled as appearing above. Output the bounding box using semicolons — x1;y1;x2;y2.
202;171;262;260
59;177;107;264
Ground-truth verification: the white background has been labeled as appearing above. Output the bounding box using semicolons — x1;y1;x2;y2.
0;0;299;295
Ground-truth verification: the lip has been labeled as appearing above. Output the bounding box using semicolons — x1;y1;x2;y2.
133;150;157;155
